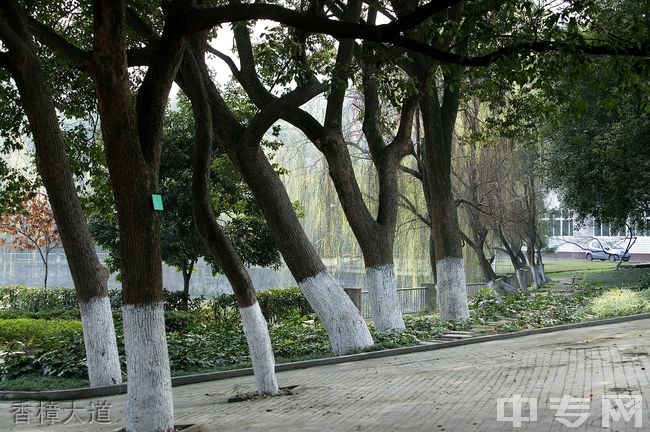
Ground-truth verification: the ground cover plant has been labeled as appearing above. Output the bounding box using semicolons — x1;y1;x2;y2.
0;267;648;391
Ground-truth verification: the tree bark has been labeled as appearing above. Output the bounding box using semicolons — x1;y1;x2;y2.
43;254;48;289
475;242;498;284
92;1;186;429
0;1;121;387
419;81;470;320
183;44;278;394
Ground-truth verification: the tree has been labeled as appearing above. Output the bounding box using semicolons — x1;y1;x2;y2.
181;38;280;394
0;2;122;389
452;98;499;287
165;27;375;353
544;67;650;235
0;192;60;288
4;0;648;429
87;96;282;310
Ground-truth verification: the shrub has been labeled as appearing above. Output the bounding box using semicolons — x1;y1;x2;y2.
0;318;82;348
164;309;212;333
0;309;80;320
1;334;89;380
0;286;78;312
211;287;313;324
590;288;650;318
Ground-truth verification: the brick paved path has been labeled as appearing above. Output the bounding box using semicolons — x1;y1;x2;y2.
2;318;650;431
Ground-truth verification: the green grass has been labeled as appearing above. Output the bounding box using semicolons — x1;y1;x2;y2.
583;268;650;289
0;374;88;391
494;257;617;276
590;288;650;319
543;259;617;274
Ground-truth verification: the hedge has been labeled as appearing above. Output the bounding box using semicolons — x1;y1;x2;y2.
211;287;313;323
0;318;83;348
0;285;313;324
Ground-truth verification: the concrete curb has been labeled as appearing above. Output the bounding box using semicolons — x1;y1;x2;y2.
3;312;650;401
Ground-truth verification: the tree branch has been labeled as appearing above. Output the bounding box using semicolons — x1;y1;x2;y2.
206;44;241;80
26;16;92;72
188;4;650;66
399;193;430;227
399;164;423;181
241;80;327;148
135;2;187;170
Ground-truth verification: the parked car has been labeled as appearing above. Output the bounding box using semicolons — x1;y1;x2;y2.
585;240;631;261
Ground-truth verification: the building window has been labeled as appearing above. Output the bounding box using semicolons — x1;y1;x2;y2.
594;220;626;237
547;209;574;236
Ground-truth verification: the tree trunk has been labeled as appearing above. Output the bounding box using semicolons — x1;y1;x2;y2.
429;231;437;284
181;262;193;311
183;51;374;355
476;244;498;285
43;254;48;289
92;2;185;429
319;141;406;333
528;251;541;289
122;303;172;431
429;178;469;320
0;2;121;388
185;49;278;394
365;262;404;332
516;269;529;292
415;60;469;321
239;303;278;394
236;147;373;354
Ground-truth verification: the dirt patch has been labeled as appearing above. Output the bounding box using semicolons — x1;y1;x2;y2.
227;385;301;403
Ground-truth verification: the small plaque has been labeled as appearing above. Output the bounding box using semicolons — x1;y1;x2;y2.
151;194;164;211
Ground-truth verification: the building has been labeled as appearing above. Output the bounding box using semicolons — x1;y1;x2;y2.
545;208;650;261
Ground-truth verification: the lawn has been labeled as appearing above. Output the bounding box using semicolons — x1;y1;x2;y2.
494;257;627;277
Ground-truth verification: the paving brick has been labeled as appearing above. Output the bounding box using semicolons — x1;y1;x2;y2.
2;319;650;431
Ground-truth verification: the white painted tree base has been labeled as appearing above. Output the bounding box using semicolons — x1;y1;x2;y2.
435;257;470;321
538;265;551;283
530;265;541;289
300;271;373;355
366;265;405;332
239;302;279;395
79;296;122;387
515;269;528;291
123;303;174;432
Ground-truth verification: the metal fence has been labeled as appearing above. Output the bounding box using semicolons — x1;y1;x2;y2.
359;282;487;319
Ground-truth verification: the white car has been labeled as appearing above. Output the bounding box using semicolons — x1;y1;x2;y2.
585;240;631;261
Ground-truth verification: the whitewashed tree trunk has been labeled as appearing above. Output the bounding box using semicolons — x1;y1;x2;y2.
436;257;470;320
516;269;528;291
530;265;541;289
123;303;173;432
497;279;518;295
538;264;551;283
79;297;121;387
365;264;405;332
239;302;279;395
300;271;373;355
